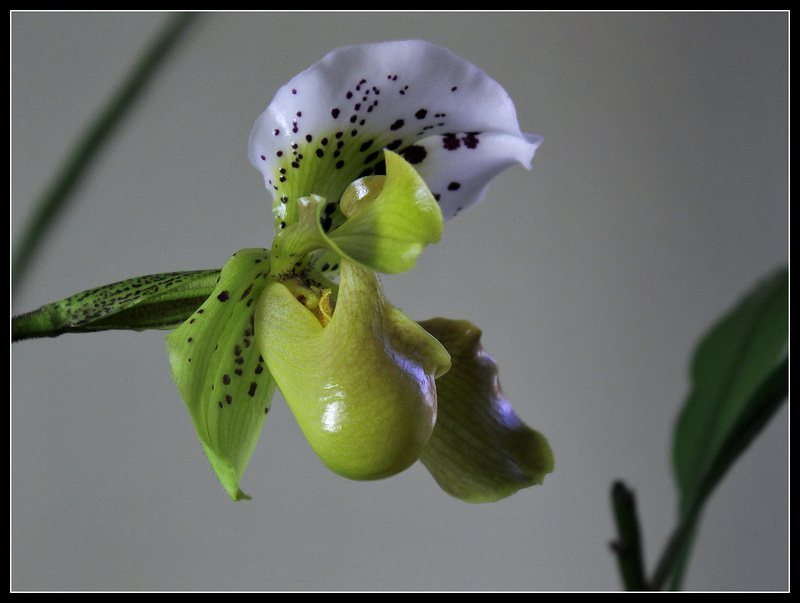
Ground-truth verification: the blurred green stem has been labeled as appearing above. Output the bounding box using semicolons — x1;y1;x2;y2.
610;481;648;590
12;12;198;294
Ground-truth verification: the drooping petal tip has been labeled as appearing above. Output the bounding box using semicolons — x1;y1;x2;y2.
418;317;554;503
249;40;541;224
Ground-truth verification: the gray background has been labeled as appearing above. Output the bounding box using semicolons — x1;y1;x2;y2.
11;12;788;591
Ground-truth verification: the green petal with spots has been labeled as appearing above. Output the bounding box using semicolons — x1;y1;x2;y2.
166;248;276;501
255;258;451;480
418;318;554;503
323;150;443;274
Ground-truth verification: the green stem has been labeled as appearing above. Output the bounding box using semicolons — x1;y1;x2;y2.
12;12;199;293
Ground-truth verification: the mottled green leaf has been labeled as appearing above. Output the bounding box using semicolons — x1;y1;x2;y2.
418;318;554;503
166;249;276;501
12;269;219;341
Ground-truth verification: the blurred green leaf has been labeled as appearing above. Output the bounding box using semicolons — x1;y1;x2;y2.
660;266;788;589
674;265;787;511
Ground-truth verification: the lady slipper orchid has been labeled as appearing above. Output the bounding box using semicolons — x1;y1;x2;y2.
162;39;554;502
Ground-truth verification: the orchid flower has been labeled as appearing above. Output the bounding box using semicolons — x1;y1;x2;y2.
15;40;554;503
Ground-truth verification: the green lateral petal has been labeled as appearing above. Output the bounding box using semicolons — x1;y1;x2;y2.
166;249;276;501
322;150;443;274
418;318;554;503
255;258;451;480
